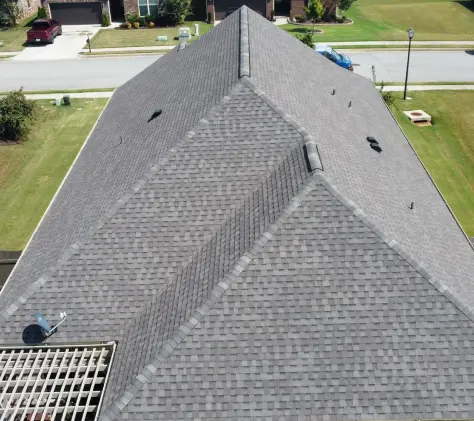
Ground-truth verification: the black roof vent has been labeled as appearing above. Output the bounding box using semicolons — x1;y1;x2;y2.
367;136;382;153
148;109;162;122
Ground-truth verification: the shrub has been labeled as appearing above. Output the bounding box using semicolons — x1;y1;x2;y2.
37;7;47;19
101;13;110;27
304;0;325;31
0;90;36;142
337;0;357;13
122;21;132;29
270;9;275;21
133;21;140;28
380;81;395;108
158;0;191;26
0;1;20;27
294;14;305;22
207;11;213;23
298;31;314;48
127;13;139;24
148;21;155;27
145;14;155;23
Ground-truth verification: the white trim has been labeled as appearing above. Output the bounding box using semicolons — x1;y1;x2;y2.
0;96;113;304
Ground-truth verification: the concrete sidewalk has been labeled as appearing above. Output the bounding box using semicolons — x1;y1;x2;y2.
20;91;114;99
81;45;174;53
379;84;474;92
328;40;474;46
13;84;474;100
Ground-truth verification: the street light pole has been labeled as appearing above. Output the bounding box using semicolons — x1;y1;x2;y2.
403;27;415;100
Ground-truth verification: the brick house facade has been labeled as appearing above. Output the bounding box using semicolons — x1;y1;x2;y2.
16;0;43;21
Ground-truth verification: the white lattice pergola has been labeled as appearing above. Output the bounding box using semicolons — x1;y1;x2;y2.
0;342;116;421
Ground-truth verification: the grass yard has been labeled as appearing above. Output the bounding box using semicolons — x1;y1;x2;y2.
392;91;474;236
282;0;474;42
0;99;108;250
0;26;28;52
89;21;212;48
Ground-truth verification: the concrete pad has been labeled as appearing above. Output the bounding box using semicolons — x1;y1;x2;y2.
13;25;101;61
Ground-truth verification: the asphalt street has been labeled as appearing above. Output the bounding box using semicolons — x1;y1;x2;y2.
346;50;474;83
0;50;473;91
0;55;161;91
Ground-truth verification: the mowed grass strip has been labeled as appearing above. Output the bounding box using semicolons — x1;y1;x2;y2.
282;0;474;42
392;91;474;236
0;99;108;250
89;21;213;48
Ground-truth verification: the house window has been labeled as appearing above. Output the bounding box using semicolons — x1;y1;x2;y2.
138;0;158;16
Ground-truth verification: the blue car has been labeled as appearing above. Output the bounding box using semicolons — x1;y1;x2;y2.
315;43;353;71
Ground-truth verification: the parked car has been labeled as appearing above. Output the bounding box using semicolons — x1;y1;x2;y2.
26;19;62;45
315;43;353;71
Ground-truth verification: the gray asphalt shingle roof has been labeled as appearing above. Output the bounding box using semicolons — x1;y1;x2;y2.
1;6;474;421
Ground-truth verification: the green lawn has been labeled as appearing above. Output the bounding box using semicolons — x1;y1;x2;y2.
0;26;28;52
392;91;474;236
0;99;108;250
282;0;474;42
89;21;212;48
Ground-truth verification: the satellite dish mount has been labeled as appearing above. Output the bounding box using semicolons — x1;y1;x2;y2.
34;312;67;338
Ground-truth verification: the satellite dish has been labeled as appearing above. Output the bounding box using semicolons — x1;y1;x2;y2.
34;311;67;337
34;312;51;333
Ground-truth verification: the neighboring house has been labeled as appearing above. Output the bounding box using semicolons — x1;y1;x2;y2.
41;0;334;24
2;7;474;421
16;0;42;21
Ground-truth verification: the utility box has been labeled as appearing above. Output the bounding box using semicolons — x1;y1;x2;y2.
194;23;199;36
156;35;168;42
178;27;191;42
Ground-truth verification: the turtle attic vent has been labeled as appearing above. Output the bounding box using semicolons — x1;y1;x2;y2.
0;342;116;421
403;109;432;126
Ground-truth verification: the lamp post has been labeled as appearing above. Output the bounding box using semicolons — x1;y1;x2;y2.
403;27;415;100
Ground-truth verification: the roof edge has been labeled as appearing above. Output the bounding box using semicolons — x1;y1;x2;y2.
0;83;243;324
377;84;474;254
98;177;318;421
313;171;474;325
239;6;250;78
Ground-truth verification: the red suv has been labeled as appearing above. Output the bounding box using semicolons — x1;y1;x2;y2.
26;19;62;45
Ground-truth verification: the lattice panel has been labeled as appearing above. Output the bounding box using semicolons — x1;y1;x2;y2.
0;343;115;421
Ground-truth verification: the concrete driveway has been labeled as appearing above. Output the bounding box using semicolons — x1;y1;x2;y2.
13;25;101;61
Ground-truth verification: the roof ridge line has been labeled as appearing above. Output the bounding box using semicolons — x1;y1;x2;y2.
98;177;319;421
313;171;474;325
239;7;250;77
0;83;243;324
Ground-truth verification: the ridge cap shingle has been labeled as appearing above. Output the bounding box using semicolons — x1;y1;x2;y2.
314;171;474;325
239;6;250;78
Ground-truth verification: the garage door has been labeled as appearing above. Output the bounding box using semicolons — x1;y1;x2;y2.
49;2;102;25
214;0;265;20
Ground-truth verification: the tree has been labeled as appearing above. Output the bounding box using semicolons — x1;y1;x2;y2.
298;31;314;48
0;1;20;27
158;0;191;25
304;0;325;33
336;0;357;14
0;90;36;142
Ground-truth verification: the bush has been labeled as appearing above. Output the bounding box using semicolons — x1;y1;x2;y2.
133;21;140;28
270;9;275;21
37;7;47;19
148;21;155;27
145;14;155;23
380;81;395;108
122;21;132;29
298;31;314;48
0;90;36;142
158;0;191;26
101;13;110;27
207;11;213;23
0;1;20;27
126;13;139;24
294;14;305;22
304;0;325;26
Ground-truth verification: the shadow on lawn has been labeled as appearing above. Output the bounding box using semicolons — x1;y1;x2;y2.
455;0;474;13
465;50;474;55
